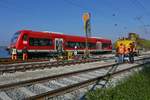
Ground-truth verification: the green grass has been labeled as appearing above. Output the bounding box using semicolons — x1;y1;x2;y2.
86;64;150;100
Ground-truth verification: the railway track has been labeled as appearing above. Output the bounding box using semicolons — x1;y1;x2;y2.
0;58;51;64
0;55;114;74
0;53;114;64
0;55;149;100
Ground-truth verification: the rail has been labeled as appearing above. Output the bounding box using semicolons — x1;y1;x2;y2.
0;56;149;91
0;58;104;74
0;61;115;90
27;58;150;99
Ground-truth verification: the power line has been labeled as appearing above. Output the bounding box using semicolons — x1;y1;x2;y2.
62;0;115;18
128;0;149;35
130;0;150;17
135;0;150;16
135;16;148;34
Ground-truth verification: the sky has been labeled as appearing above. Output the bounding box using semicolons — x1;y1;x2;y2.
0;0;150;46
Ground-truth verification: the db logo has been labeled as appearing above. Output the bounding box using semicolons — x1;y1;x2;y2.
23;41;27;44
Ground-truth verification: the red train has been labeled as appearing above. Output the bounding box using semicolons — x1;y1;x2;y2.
9;30;112;57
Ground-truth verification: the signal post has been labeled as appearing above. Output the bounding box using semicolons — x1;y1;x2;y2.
82;12;91;58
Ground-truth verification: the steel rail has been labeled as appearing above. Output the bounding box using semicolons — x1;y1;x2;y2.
0;54;110;65
0;56;149;91
27;61;150;100
0;58;101;74
0;59;50;64
0;62;115;91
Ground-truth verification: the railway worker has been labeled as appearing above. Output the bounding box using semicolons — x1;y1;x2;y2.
11;47;17;60
115;49;119;63
74;46;78;59
117;43;125;63
132;42;136;55
129;43;134;63
74;46;77;55
124;46;130;62
22;46;28;60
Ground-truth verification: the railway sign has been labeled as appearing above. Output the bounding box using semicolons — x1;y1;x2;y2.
82;12;91;58
82;12;91;37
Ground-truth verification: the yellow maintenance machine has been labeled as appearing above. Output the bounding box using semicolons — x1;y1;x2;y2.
115;38;139;55
56;51;74;61
67;51;74;60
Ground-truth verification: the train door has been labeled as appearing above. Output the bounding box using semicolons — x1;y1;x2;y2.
55;38;63;52
96;42;102;50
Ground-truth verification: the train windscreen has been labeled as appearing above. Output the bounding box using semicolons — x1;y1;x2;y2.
11;32;20;43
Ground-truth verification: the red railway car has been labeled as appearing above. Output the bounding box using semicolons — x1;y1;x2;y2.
9;30;112;57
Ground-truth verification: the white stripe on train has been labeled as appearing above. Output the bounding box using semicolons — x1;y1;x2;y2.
17;49;111;53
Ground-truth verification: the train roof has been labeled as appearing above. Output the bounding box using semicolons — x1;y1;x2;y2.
18;30;111;40
91;36;103;39
42;31;64;34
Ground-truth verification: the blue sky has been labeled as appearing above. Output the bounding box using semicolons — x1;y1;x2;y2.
0;0;150;46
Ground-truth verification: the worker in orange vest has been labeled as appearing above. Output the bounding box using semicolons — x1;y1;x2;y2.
129;43;134;63
22;46;28;61
117;43;125;63
124;46;130;62
11;47;17;60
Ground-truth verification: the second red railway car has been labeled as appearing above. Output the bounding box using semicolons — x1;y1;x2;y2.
9;30;112;57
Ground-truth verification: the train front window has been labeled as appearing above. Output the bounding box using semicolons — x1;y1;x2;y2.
11;32;20;43
23;34;28;41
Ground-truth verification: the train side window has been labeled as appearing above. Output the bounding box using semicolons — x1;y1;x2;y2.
29;38;52;46
76;42;80;48
29;38;39;46
67;41;87;48
80;42;85;48
88;43;96;49
102;43;106;48
34;39;39;46
102;43;110;48
49;39;52;46
29;38;34;46
39;39;52;46
67;41;74;48
23;34;28;41
39;39;46;46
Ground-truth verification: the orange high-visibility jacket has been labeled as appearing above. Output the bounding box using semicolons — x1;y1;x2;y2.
118;45;125;54
124;47;130;54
